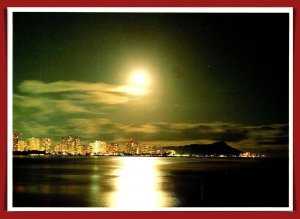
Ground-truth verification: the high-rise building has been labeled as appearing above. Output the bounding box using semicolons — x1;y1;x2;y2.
17;140;27;151
66;135;75;154
99;141;107;154
13;132;19;151
13;131;23;151
108;143;120;154
27;137;41;151
90;140;101;154
89;140;107;155
75;145;83;155
59;137;67;154
43;138;52;153
82;145;91;155
74;136;81;154
62;135;81;154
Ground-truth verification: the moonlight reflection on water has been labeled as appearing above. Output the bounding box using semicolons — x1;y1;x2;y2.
13;156;288;208
108;157;175;209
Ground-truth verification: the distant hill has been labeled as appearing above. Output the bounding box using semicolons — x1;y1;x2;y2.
163;141;242;156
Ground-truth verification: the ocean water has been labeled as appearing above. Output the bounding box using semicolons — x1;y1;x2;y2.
13;156;289;208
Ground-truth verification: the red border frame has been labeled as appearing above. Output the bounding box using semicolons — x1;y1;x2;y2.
1;0;299;218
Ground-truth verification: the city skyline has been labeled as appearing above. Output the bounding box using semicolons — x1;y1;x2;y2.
13;12;290;156
13;131;266;158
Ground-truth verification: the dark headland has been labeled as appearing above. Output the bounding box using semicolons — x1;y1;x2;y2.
163;141;242;156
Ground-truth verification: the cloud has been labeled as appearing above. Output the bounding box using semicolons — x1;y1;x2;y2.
13;80;289;156
67;118;121;137
13;80;147;131
119;123;163;134
64;91;130;105
18;80;145;105
228;124;289;156
19;80;126;94
19;80;78;94
14;112;289;156
118;122;249;142
113;122;288;155
13;94;88;118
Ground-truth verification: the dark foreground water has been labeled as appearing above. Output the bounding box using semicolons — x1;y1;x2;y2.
13;156;289;208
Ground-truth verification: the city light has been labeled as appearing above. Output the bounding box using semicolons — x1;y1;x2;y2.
12;133;176;156
12;132;266;158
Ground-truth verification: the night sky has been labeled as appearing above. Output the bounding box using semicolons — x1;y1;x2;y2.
12;12;290;156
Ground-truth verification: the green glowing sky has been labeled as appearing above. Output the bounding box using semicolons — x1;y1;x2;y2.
12;12;290;156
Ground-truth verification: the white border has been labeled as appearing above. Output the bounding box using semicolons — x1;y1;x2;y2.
7;7;293;13
7;7;294;212
288;7;294;215
7;7;13;213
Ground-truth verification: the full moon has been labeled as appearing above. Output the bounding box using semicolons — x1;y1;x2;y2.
131;70;149;86
126;69;150;95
